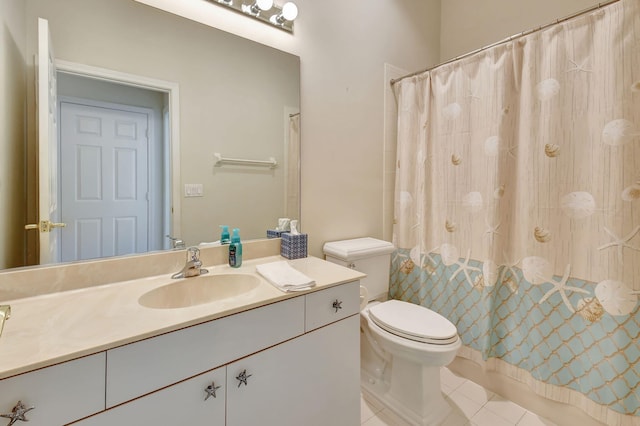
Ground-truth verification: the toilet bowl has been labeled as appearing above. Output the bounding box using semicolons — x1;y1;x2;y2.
365;300;460;364
361;300;461;425
323;238;461;426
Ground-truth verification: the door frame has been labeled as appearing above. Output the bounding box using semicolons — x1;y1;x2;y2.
36;17;59;264
55;60;182;241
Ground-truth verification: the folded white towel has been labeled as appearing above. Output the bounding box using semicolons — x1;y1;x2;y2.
256;261;316;292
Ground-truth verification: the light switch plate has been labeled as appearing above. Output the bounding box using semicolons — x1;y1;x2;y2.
184;183;203;197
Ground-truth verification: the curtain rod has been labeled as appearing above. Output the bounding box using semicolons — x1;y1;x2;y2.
390;0;621;85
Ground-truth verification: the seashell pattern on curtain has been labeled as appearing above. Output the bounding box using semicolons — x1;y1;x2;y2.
390;0;639;424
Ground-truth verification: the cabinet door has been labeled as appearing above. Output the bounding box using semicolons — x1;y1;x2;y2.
0;353;105;426
226;315;360;426
106;296;304;407
73;367;225;426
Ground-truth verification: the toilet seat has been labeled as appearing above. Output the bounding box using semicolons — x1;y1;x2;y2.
368;300;458;345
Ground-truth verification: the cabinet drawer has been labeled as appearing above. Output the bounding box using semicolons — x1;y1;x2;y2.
74;367;225;425
106;296;304;407
305;281;359;331
0;353;106;426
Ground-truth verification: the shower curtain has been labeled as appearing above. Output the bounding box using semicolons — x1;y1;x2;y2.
390;0;639;424
286;113;300;218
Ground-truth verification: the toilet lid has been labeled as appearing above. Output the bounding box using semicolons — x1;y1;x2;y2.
368;300;458;345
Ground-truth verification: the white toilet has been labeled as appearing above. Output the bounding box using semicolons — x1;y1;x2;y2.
324;238;461;426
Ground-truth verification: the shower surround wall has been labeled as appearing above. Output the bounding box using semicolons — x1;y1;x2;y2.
389;0;639;424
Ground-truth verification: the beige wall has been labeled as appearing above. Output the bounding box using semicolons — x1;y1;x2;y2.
440;0;601;61
0;1;27;269
299;1;440;256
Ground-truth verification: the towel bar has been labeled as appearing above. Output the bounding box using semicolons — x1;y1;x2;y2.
214;152;277;169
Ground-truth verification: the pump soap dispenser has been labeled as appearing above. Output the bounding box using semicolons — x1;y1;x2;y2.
220;225;230;245
228;228;242;268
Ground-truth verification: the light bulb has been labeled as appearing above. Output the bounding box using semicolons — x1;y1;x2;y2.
281;2;298;21
243;0;273;16
256;0;273;10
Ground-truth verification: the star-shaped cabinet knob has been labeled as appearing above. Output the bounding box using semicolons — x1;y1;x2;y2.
204;382;221;400
236;369;252;388
1;401;35;426
332;299;343;313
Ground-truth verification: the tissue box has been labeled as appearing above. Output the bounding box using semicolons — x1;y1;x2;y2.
280;232;308;259
267;229;285;239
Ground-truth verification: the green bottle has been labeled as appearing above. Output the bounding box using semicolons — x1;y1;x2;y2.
228;228;242;268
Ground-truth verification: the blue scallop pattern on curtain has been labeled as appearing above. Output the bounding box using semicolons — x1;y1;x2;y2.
390;0;639;423
390;251;638;417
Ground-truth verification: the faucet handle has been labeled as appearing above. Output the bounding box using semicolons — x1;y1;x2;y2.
166;235;186;249
171;247;207;279
0;305;11;338
187;246;201;262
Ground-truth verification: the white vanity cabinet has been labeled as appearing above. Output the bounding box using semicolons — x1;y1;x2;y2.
7;280;360;426
226;314;360;426
227;281;361;426
0;353;105;426
74;367;226;426
104;296;306;407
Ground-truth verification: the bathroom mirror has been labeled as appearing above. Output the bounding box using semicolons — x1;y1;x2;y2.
1;0;300;270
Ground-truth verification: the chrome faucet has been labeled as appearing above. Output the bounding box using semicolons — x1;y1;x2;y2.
0;305;11;338
166;235;186;250
171;247;209;279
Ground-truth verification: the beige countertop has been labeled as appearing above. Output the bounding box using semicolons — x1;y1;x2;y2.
0;255;364;379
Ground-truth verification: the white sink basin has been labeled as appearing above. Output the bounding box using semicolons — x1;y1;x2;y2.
139;273;261;309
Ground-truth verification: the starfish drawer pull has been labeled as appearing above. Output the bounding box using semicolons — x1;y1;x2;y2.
236;369;252;387
1;401;35;425
204;382;221;400
332;299;343;313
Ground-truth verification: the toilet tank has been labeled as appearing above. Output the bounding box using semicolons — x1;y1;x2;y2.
323;238;395;301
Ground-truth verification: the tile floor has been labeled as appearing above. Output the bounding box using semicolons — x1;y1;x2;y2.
361;367;558;426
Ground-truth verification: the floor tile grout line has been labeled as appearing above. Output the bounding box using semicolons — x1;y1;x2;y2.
482;401;529;425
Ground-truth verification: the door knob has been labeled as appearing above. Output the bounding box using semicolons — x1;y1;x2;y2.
24;220;67;233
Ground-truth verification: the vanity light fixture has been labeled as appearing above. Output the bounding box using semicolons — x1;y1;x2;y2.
208;0;298;33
